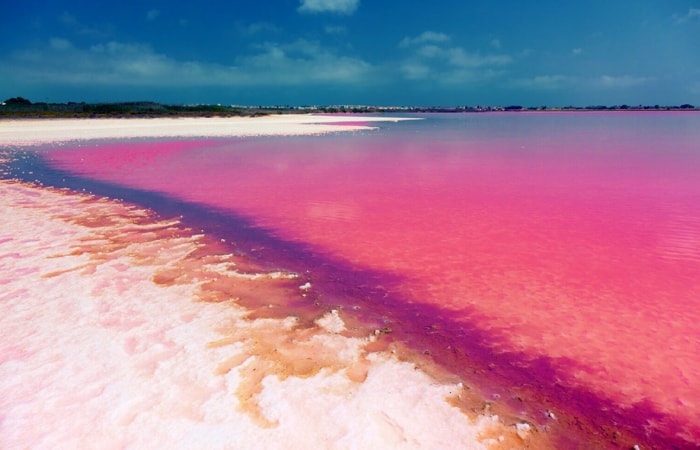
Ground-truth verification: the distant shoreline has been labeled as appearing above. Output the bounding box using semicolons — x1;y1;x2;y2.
1;98;697;119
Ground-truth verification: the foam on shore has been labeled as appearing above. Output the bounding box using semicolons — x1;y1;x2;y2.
0;179;541;449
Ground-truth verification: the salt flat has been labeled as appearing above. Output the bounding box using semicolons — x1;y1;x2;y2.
0;115;409;146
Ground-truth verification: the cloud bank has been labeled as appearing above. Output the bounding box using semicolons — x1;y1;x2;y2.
4;38;371;89
398;31;511;84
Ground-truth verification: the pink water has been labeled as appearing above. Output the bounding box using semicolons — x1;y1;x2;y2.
32;112;700;447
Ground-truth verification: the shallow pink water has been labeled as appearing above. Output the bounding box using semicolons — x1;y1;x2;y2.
40;112;700;446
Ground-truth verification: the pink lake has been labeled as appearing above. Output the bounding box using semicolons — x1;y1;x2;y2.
19;112;700;447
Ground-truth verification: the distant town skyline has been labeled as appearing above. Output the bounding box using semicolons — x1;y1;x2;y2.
2;1;700;106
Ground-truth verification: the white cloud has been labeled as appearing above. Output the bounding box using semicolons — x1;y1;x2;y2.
298;0;359;15
674;8;700;24
324;25;347;35
56;11;112;38
5;38;371;88
239;39;370;83
572;48;583;55
399;62;431;80
416;44;444;58
58;12;78;26
400;48;511;84
237;22;281;35
510;74;573;90
398;31;511;82
146;9;160;21
512;74;656;92
399;31;451;48
490;39;501;49
49;37;73;51
597;75;654;88
447;47;511;68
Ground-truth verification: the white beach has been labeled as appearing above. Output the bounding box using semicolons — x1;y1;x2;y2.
0;117;536;449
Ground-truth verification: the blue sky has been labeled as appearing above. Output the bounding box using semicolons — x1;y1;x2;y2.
2;0;700;106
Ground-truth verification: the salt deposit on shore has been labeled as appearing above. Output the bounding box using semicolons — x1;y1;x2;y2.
0;117;536;449
0;115;405;146
0;180;531;449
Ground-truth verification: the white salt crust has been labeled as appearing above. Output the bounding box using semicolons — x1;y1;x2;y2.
0;115;413;146
0;180;526;449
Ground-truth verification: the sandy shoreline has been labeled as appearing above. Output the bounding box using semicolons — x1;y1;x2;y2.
0;115;409;146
